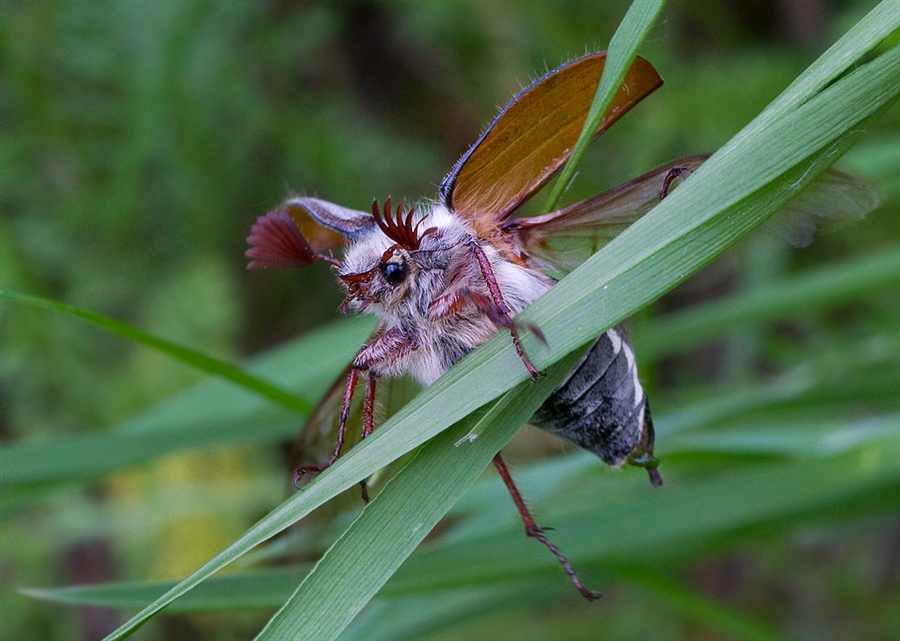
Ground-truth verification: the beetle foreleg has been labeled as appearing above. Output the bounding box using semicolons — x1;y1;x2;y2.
355;374;379;502
361;374;378;439
294;329;415;496
354;326;418;374
293;366;361;488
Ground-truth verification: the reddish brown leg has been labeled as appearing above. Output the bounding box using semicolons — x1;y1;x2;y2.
492;453;599;601
359;374;378;503
361;374;377;438
659;166;694;201
293;329;413;495
469;242;543;378
293;367;361;489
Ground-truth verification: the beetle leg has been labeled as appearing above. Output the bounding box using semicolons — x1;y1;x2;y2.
294;328;415;497
658;165;695;201
469;242;543;378
293;367;360;488
356;374;379;502
361;374;378;438
492;453;600;601
353;327;418;373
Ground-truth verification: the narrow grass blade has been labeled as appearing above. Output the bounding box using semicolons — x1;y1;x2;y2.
611;565;790;641
254;352;582;641
659;364;899;438
21;567;308;612
667;414;900;458
634;244;900;359
0;289;310;414
0;317;373;488
384;438;899;594
542;0;666;213
23;409;896;612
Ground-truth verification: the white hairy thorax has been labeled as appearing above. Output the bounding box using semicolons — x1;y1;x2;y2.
339;203;554;386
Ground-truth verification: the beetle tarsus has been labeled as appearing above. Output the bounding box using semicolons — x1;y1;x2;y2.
525;523;601;601
659;166;694;201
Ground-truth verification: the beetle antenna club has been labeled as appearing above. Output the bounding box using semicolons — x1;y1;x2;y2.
371;198;432;251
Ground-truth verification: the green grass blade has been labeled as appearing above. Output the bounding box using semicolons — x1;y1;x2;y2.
384;438;899;594
635;244;900;359
541;0;666;213
20;567;307;612
660;369;899;439
254;352;582;641
2;423;284;489
667;414;900;458
23;408;896;613
101;20;899;641
612;565;790;641
0;317;373;488
0;289;310;414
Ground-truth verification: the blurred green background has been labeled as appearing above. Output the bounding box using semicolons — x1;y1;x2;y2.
1;1;897;640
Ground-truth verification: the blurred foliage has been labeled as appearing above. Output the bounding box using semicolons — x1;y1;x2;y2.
0;1;897;640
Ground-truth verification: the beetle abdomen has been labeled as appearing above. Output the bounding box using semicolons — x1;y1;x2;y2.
530;325;659;481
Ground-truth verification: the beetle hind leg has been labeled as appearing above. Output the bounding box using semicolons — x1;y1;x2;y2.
492;453;600;601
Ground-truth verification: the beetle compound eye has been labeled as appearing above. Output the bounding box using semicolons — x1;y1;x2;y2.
381;261;408;286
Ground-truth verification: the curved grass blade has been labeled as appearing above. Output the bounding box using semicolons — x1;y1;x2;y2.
659;362;899;439
21;567;308;613
0;317;374;488
23;406;897;613
667;414;900;458
0;289;310;414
